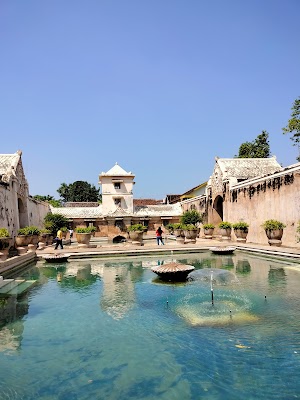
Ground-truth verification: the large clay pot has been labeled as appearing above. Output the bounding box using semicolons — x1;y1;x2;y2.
76;233;92;245
129;231;143;245
174;229;184;244
183;229;198;243
0;237;12;251
204;228;214;239
234;229;248;243
39;233;54;246
265;229;283;246
220;228;232;241
15;235;32;247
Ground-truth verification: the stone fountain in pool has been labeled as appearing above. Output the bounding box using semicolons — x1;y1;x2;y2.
168;268;259;326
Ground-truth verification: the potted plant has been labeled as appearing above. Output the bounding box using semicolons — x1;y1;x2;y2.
203;223;215;239
182;224;198;243
0;228;12;260
232;222;249;243
218;221;232;241
262;219;286;246
166;223;174;234
75;227;94;246
172;223;185;243
39;229;53;246
127;224;145;245
16;226;41;246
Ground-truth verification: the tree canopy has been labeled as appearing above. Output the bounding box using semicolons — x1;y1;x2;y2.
237;131;270;158
33;195;61;207
57;181;101;202
282;97;300;162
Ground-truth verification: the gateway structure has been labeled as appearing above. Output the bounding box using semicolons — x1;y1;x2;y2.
51;163;181;241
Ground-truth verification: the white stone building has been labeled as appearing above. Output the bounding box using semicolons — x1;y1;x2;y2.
0;151;50;238
51;163;181;241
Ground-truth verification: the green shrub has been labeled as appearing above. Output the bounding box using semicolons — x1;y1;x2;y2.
173;223;183;230
218;221;232;229
40;229;51;234
262;219;286;230
60;226;68;233
232;222;249;231
180;210;202;226
127;224;146;232
17;226;40;235
203;223;215;229
166;223;174;232
44;213;69;236
75;227;94;233
0;228;10;238
182;224;198;230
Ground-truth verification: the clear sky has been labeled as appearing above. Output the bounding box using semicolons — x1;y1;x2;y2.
1;0;299;200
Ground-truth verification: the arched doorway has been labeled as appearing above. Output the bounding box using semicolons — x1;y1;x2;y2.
18;197;28;228
212;195;223;224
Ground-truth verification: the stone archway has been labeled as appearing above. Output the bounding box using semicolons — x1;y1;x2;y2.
18;197;28;228
212;195;223;224
112;235;127;243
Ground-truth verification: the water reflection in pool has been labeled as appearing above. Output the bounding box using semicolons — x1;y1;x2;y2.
0;251;300;399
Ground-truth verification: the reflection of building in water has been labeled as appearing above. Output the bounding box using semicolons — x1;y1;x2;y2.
0;296;28;352
100;266;135;320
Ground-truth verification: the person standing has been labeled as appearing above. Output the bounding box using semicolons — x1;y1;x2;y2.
156;226;164;245
55;229;63;250
69;228;74;242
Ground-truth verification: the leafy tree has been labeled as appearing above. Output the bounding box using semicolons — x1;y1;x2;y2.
180;210;202;226
282;97;300;161
44;213;69;236
57;181;101;202
33;195;61;207
237;131;270;158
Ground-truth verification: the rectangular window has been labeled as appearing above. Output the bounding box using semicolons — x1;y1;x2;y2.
114;183;121;189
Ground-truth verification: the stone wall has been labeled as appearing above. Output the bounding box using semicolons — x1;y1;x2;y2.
226;170;300;247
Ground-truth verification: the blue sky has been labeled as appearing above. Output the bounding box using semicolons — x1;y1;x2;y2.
1;0;299;200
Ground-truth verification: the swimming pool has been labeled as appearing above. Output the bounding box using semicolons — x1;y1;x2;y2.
0;250;299;399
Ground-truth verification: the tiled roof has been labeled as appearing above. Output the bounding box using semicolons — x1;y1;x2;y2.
217;157;282;179
50;205;104;218
50;202;182;218
100;162;134;177
133;199;163;206
134;203;182;216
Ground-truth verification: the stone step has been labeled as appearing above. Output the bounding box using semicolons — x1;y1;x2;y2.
0;279;14;289
0;280;25;294
6;280;37;295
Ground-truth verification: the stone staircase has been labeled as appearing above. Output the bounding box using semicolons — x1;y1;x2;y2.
0;278;36;296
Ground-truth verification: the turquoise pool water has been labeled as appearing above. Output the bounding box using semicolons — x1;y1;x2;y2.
0;251;300;399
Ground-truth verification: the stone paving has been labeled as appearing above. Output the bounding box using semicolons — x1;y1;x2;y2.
36;233;300;262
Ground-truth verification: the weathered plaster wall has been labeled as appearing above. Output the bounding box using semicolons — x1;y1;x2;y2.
226;172;300;246
0;185;50;238
27;198;50;229
0;185;16;236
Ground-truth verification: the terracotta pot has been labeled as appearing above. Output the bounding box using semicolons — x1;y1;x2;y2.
15;235;32;247
76;232;92;245
39;233;53;245
265;229;283;246
234;229;248;242
0;237;12;251
220;228;232;241
129;231;143;245
183;229;198;241
204;228;214;239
